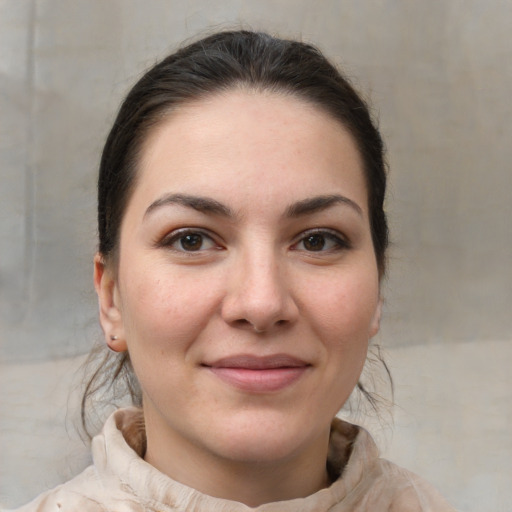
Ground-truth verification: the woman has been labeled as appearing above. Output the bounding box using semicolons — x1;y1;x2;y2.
15;30;456;511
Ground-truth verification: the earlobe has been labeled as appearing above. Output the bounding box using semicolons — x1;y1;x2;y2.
93;253;128;352
369;298;382;338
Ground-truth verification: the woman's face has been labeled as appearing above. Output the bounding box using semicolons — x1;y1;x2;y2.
96;90;381;469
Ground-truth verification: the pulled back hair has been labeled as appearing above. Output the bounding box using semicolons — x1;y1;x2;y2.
82;30;391;435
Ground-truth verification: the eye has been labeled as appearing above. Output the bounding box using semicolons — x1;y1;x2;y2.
292;230;349;252
161;229;220;252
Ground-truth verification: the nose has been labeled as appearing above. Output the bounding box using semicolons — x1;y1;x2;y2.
221;248;299;333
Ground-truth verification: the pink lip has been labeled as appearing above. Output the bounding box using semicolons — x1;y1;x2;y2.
203;354;310;393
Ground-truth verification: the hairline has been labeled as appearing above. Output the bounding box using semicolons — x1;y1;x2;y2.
102;83;376;272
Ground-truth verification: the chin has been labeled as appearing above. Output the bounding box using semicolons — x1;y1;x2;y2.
218;434;302;464
208;412;324;464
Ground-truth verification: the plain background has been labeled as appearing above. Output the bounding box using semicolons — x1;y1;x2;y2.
1;1;511;510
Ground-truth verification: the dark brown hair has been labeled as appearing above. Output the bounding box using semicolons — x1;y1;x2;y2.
82;30;391;435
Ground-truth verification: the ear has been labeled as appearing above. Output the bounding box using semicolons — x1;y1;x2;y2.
369;297;382;338
94;253;127;352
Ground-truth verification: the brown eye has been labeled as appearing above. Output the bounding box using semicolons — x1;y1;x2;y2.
303;234;326;251
293;230;349;253
161;229;219;253
180;233;204;251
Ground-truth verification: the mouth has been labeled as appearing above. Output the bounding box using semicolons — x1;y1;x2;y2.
202;354;311;393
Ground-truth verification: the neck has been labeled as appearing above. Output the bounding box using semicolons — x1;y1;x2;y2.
143;411;331;507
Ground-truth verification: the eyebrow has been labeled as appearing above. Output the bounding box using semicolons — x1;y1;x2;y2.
285;194;363;218
144;193;234;218
144;192;362;220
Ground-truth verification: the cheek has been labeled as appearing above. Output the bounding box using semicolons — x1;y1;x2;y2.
118;260;222;351
304;267;380;343
314;271;378;399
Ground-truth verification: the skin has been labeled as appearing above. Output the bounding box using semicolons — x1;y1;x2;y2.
95;90;381;506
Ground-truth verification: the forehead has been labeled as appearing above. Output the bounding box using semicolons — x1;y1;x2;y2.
132;90;367;215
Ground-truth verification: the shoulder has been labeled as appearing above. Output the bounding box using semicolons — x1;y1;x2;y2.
8;409;148;512
7;464;147;512
329;419;458;511
375;459;458;511
7;467;105;512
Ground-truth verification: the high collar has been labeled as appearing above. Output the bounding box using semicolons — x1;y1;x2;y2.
91;407;380;512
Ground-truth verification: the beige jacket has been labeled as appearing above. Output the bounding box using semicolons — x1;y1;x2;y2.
13;408;457;511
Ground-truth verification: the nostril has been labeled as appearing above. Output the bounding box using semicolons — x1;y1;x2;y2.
230;318;289;333
234;319;252;329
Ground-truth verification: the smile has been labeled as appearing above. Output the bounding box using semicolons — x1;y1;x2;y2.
203;354;311;393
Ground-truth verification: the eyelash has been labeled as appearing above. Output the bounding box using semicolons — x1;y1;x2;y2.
157;227;350;255
158;228;222;254
292;228;350;253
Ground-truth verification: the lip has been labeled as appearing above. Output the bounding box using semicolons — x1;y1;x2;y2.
203;354;311;393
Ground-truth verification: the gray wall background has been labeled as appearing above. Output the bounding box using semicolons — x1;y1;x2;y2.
1;1;511;510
